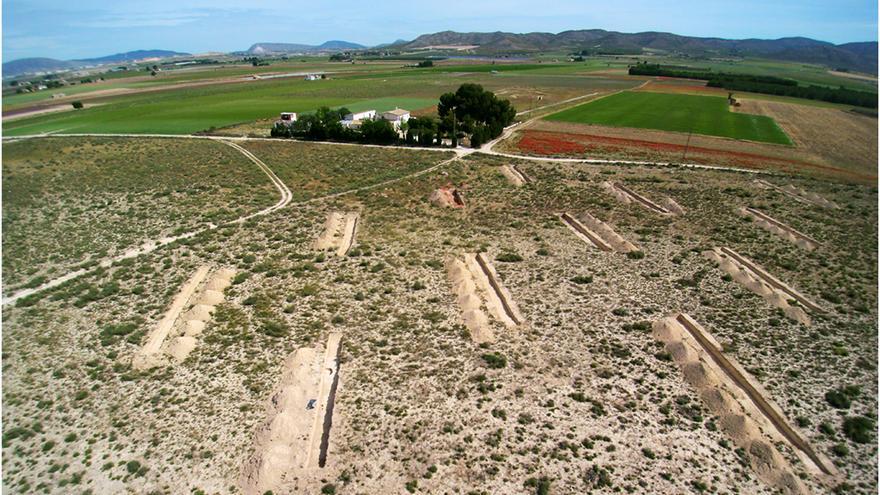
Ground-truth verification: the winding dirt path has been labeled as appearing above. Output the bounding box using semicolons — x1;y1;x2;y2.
1;139;465;306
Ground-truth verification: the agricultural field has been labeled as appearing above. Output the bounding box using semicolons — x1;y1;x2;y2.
545;91;793;145
1;139;876;494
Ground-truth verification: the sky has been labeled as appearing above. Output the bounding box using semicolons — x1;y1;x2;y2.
3;0;878;61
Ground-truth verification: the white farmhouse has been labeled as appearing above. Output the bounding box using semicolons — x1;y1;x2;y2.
278;112;298;125
381;108;410;129
341;109;377;129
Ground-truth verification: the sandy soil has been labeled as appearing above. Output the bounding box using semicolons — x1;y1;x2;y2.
242;333;342;494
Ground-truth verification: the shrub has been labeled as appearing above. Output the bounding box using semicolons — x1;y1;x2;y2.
825;388;853;409
626;250;645;260
321;484;336;495
260;320;289;338
843;416;874;444
481;353;507;369
71;101;84;109
570;275;593;284
496;253;523;263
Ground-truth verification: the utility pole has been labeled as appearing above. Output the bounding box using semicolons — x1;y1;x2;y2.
682;127;693;162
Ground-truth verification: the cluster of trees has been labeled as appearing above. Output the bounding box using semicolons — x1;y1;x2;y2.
438;83;517;147
270;107;398;145
329;53;352;62
270;84;517;148
629;62;877;108
416;60;434;68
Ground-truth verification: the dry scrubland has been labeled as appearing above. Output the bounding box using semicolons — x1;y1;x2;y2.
1;138;279;290
1;139;877;495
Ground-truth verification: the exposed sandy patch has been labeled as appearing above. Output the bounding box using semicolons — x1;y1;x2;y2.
314;212;360;256
754;179;840;209
469;252;524;327
602;181;677;215
446;258;494;343
827;70;878;82
446;252;523;340
430;185;466;208
241;333;342;495
739;207;821;250
560;212;638;253
500;164;526;186
735;99;877;175
704;247;822;325
132;266;235;369
654;313;836;489
132;266;210;369
2;103;103;122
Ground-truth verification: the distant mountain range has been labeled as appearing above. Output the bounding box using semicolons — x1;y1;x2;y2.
247;40;366;54
4;30;877;79
393;30;878;73
3;49;190;78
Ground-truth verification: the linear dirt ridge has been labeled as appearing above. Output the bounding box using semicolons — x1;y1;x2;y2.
560;213;613;251
474;253;521;325
674;314;834;476
318;343;341;468
511;164;532;183
719;247;823;312
611;182;671;214
744;207;821;246
337;215;359;257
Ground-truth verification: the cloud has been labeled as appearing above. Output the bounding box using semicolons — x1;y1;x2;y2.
70;11;211;28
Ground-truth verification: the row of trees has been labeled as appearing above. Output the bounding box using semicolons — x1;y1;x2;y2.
629;62;877;108
270;84;518;148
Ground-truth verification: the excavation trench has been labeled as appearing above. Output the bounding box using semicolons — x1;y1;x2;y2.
511;164;532;183
611;182;671;214
560;213;613;251
755;179;838;209
318;351;341;468
719;247;823;313
743;207;820;249
474;253;522;326
451;189;465;207
673;314;834;476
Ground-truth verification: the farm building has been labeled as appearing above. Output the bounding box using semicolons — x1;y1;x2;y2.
277;112;298;125
341;109;377;129
381;108;411;129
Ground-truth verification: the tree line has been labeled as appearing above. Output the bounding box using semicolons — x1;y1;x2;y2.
629;62;877;108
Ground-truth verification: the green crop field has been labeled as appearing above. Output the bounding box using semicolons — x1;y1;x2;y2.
545;91;793;145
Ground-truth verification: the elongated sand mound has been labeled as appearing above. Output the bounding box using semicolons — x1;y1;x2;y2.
739;207;821;251
755;179;839;209
314;211;360;256
447;253;524;342
132;266;236;369
242;333;342;495
560;212;639;253
653;313;835;491
500;164;531;186
705;247;822;325
602;181;681;215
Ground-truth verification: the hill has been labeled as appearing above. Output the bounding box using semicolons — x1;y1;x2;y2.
3;50;190;78
397;30;878;73
247;41;365;54
2;57;78;77
76;49;190;64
